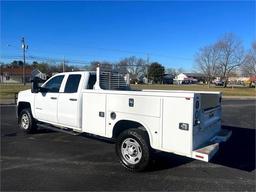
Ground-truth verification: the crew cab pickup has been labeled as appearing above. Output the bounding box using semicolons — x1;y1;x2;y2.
17;67;232;171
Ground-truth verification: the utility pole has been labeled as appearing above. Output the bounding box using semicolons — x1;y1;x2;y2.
63;57;65;72
146;53;149;84
21;37;28;85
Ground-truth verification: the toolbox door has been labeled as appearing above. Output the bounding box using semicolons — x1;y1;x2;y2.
82;93;106;137
162;97;193;156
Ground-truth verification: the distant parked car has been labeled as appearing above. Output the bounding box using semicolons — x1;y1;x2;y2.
251;81;256;88
215;81;224;86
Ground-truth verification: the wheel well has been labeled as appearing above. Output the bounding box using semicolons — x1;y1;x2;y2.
17;102;31;116
112;120;149;139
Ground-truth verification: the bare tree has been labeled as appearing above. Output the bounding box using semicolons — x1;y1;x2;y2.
177;67;184;74
100;61;113;72
118;56;146;77
241;42;256;76
89;61;113;72
165;68;179;77
88;61;101;71
195;44;220;87
216;33;244;87
114;60;128;74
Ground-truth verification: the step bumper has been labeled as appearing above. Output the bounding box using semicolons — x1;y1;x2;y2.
192;129;232;162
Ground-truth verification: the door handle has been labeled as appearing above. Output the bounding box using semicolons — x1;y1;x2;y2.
50;97;57;100
99;111;104;117
69;98;77;101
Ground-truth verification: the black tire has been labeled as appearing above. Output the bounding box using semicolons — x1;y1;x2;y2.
115;128;151;172
18;108;37;133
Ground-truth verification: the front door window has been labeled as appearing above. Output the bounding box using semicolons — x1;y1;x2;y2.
43;75;64;92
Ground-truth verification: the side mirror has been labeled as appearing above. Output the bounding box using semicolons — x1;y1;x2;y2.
31;77;45;93
31;78;39;93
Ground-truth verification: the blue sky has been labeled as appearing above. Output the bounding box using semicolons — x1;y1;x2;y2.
1;1;255;71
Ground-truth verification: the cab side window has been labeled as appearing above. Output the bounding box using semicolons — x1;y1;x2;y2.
64;74;81;93
43;75;64;93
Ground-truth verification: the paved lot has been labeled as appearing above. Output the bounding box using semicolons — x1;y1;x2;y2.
1;99;255;191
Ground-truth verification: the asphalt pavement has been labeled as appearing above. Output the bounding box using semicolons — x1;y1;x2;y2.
1;99;255;191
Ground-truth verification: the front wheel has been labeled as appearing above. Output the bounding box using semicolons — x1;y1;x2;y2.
18;108;37;133
116;128;151;172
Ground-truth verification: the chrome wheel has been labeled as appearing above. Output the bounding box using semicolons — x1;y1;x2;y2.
21;113;29;130
121;138;142;165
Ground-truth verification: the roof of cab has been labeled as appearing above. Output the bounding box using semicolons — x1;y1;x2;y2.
54;71;96;76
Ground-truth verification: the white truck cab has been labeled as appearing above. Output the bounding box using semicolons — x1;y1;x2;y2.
17;68;232;171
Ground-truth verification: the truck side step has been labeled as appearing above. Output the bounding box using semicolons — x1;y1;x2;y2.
37;123;81;136
192;143;219;162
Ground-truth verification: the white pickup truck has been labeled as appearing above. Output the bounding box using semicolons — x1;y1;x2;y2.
17;67;232;171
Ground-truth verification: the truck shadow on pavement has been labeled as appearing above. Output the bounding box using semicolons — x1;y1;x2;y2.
29;124;255;172
148;125;255;172
148;152;193;172
211;125;255;172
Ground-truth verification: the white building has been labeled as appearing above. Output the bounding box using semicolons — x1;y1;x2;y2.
174;73;205;84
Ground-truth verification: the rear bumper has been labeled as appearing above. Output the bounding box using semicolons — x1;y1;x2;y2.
210;129;232;143
192;129;232;162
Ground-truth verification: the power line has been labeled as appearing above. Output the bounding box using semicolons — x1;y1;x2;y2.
0;55;88;66
3;47;194;63
82;44;194;61
83;45;148;55
1;54;191;69
1;55;139;67
8;43;194;61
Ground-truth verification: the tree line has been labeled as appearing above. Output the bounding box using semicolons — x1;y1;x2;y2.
1;56;166;84
87;57;165;83
1;60;80;76
195;33;256;87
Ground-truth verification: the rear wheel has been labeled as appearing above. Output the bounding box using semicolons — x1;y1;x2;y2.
116;128;151;172
19;108;37;133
